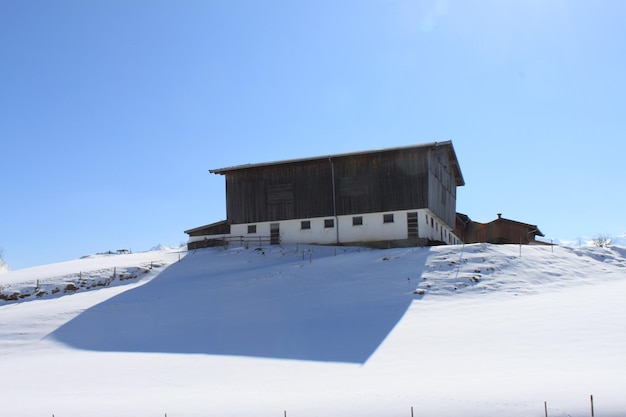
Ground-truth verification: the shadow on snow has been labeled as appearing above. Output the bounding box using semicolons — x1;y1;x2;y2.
50;246;428;364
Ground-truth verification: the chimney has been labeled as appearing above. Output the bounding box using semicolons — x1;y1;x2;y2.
497;213;502;219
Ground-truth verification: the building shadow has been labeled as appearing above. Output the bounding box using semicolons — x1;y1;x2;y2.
50;246;429;364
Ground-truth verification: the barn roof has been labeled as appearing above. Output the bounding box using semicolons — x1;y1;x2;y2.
184;220;229;235
492;216;545;237
210;140;465;186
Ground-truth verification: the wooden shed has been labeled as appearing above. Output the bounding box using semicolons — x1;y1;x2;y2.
186;141;465;249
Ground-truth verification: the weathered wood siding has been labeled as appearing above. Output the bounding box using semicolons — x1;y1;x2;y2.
427;148;457;227
225;159;334;224
333;149;429;215
224;145;458;228
472;221;538;244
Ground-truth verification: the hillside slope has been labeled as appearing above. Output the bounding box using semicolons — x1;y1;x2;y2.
0;243;625;417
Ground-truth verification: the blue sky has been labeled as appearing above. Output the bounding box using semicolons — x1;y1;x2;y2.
1;0;625;270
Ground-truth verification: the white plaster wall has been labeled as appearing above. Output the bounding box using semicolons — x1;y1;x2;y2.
336;211;408;243
192;209;462;246
422;211;461;245
280;218;338;244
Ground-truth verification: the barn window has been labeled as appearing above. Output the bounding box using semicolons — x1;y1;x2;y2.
352;216;363;226
383;213;394;223
301;220;311;230
324;218;334;228
247;225;257;234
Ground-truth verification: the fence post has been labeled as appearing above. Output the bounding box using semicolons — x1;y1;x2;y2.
410;405;414;417
590;394;594;417
544;401;548;417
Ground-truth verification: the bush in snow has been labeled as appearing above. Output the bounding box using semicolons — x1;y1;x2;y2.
592;234;612;248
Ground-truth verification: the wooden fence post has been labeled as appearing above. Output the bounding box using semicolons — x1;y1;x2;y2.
544;401;548;417
590;394;594;417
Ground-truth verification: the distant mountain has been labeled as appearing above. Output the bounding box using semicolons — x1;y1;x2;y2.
556;232;626;248
148;243;184;252
613;232;626;246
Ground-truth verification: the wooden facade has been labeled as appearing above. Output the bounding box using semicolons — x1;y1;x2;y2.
185;141;465;249
211;141;464;230
455;213;546;245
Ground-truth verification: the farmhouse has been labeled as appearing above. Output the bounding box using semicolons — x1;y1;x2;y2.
185;141;465;249
455;213;547;245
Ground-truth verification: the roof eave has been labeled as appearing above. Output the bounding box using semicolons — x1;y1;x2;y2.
184;220;229;235
210;140;464;178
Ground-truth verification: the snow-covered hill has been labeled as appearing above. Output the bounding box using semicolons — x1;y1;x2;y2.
1;243;625;417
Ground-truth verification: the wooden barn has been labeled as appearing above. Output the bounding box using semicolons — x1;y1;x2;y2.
185;141;465;249
455;213;546;245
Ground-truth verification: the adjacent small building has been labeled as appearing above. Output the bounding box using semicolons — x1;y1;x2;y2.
186;141;465;249
455;213;546;245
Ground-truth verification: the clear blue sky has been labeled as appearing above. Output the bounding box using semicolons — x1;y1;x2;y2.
2;0;625;270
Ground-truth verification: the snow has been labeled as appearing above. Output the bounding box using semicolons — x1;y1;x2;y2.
1;243;625;416
557;231;626;248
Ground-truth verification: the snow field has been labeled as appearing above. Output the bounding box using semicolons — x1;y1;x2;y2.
0;243;624;416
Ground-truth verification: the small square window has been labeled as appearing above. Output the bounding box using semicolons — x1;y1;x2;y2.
301;220;311;230
352;216;363;226
247;225;257;234
383;213;394;223
324;218;334;228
